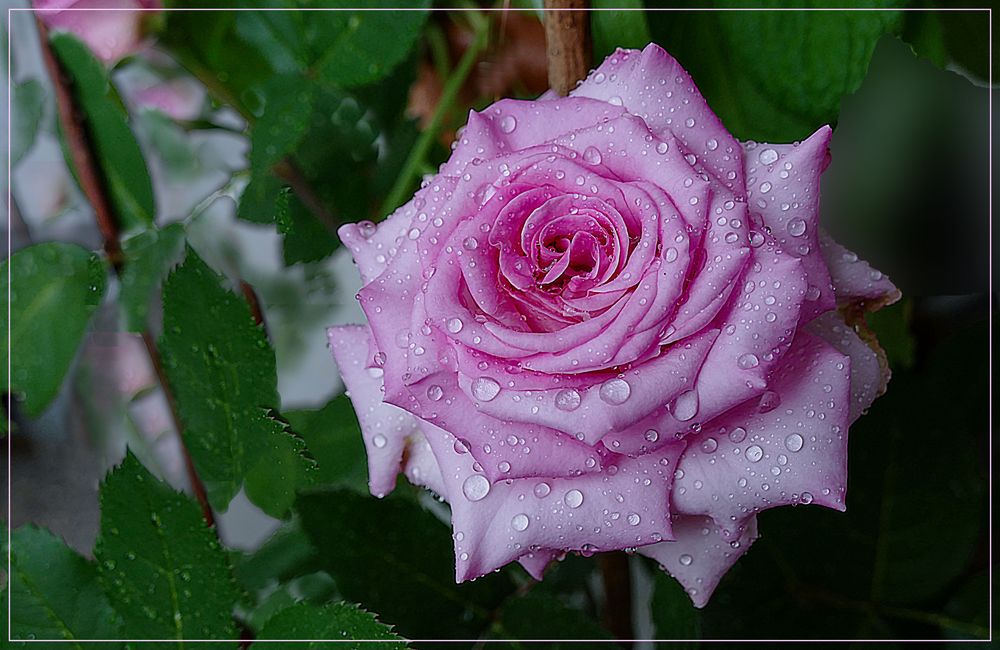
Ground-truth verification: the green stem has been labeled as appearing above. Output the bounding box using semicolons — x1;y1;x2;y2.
379;16;489;218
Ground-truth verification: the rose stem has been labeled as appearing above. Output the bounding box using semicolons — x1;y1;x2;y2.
36;18;218;527
379;10;491;218
543;0;592;97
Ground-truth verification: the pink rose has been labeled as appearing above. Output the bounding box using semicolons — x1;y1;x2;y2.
35;0;160;64
328;44;899;607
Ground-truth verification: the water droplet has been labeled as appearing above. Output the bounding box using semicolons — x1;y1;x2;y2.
426;385;444;401
447;317;464;333
784;433;804;452
583;146;602;165
372;434;387;449
463;236;479;250
599;378;631;405
748;230;765;248
664;247;679;262
462;474;491;501
800;491;814;504
511;513;530;531
498;461;511;473
555;388;582;411
679;554;693;566
758;390;781;413
746;445;764;463
685;117;696;128
787;218;807;237
656;141;669;155
472;377;501;402
700;437;718;453
534;482;551;498
758;148;778;165
644;429;659;443
737;353;760;369
670;389;699;421
565;489;584;508
728;426;747;443
499;115;517;133
627;512;641;526
706;138;718;151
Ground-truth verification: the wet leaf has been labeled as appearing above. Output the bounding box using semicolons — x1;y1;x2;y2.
95;453;240;644
1;242;107;416
9;525;122;643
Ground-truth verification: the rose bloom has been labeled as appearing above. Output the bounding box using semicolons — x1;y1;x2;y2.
329;44;898;607
35;0;160;64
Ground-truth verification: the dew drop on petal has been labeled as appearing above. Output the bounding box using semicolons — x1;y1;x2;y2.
565;489;584;508
700;437;718;454
426;385;444;401
728;426;747;443
758;148;778;165
447;317;464;333
679;553;693;566
787;218;807;237
785;433;804;452
746;445;764;463
462;474;491;501
372;434;387;449
499;115;517;133
583;146;602;165
600;378;631;405
472;377;501;402
627;512;641;526
670;389;699;421
534;482;551;498
555;388;582;411
511;513;530;532
737;353;760;369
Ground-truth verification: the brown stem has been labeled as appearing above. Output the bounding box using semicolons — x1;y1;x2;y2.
543;0;592;96
37;19;215;527
598;553;634;646
240;280;267;330
36;19;123;268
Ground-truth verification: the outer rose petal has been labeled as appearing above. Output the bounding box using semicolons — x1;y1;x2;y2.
742;128;838;322
819;230;902;310
327;325;420;497
421;423;684;582
672;330;851;540
807;311;888;422
638;515;759;608
36;0;159;64
517;549;561;581
573;43;744;193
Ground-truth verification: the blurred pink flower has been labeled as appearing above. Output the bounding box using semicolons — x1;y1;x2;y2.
35;0;161;64
130;77;205;121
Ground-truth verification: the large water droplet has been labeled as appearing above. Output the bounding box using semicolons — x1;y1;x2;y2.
555;388;582;411
372;434;387;449
784;433;804;453
426;385;444;401
499;115;517;133
511;513;530;532
472;377;501;402
728;426;747;443
627;512;641;526
447;317;464;333
737;353;760;369
758;148;778;165
746;445;764;463
565;489;584;509
700;437;718;454
787;218;807;237
679;553;693;566
534;482;551;498
599;378;631;405
671;389;699;421
462;474;491;501
583;146;602;165
644;429;659;443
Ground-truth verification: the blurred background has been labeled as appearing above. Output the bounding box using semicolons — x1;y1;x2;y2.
1;0;993;644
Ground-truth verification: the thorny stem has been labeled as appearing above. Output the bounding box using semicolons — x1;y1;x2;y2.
379;12;491;218
37;19;219;527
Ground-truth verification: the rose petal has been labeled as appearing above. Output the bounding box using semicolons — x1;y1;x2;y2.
819;230;902;310
672;330;851;540
742;127;837;322
573;43;744;193
517;549;561;580
327;325;419;497
420;423;684;581
807;311;888;422
638;515;759;608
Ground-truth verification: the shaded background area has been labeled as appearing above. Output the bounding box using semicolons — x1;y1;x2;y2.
1;0;993;645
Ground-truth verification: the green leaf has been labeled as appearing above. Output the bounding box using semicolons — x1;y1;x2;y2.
238;172;284;225
159;248;315;515
649;3;904;141
284;394;369;492
309;0;430;89
95;453;240;643
275;188;338;265
49;33;155;231
249;75;316;174
1;242;107;416
254;601;406;649
650;569;699;643
12;79;45;165
9;525;122;643
591;0;651;61
120;224;186;332
232;518;319;595
297;488;516;639
488;593;616;647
